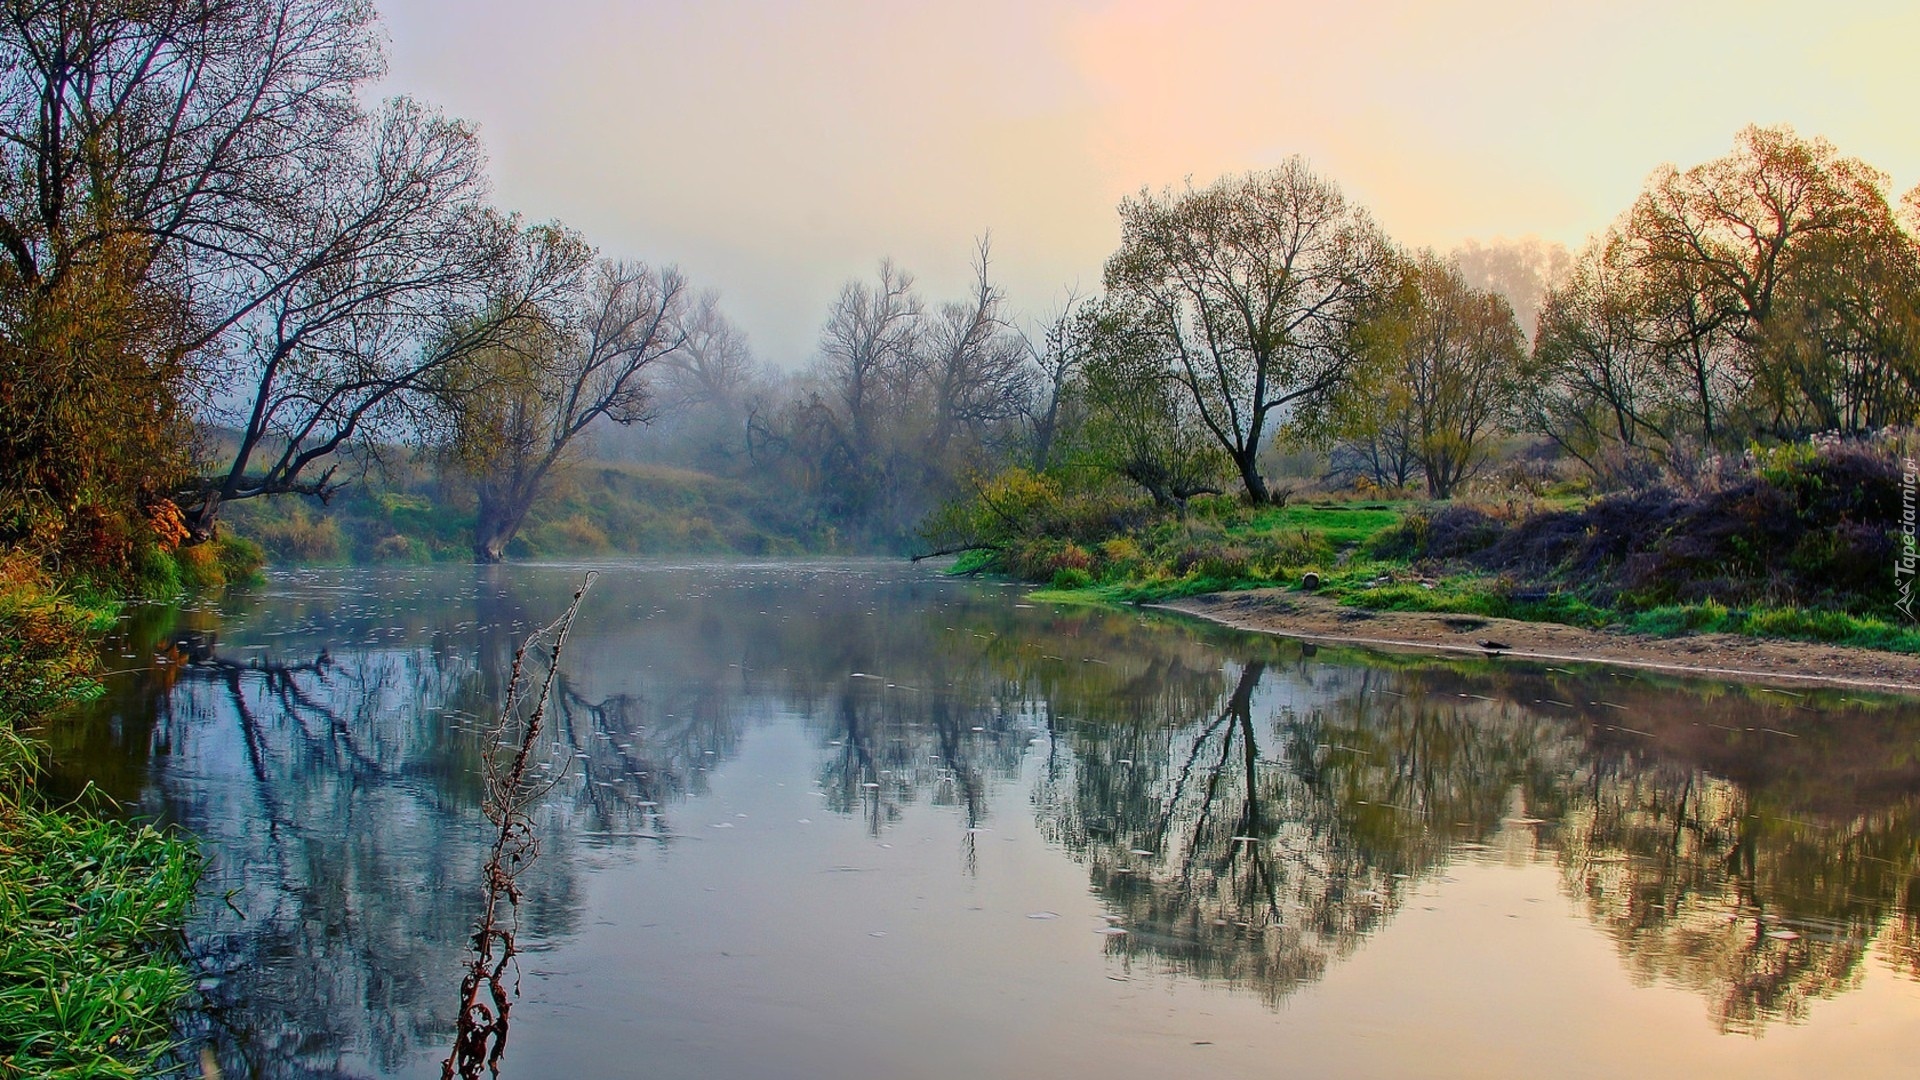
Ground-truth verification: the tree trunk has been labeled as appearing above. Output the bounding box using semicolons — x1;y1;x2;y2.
184;491;224;545
1232;448;1270;504
472;494;527;563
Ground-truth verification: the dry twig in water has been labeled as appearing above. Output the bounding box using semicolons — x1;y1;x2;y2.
443;572;596;1079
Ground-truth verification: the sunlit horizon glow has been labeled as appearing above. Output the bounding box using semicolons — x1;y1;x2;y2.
376;0;1920;364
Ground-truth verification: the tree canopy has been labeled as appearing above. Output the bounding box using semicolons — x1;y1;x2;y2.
1102;161;1393;503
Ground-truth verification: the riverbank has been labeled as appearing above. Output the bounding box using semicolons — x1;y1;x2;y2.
937;436;1920;659
0;557;201;1078
1161;588;1920;692
221;457;832;564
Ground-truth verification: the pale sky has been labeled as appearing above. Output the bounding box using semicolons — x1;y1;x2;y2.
376;0;1920;365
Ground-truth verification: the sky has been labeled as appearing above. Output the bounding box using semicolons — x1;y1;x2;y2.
374;0;1920;366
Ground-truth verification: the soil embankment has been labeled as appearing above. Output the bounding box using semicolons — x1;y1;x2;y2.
1161;589;1920;693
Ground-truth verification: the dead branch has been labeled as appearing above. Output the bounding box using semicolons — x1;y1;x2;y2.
443;571;596;1080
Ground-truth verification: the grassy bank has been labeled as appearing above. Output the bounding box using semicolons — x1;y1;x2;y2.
945;439;1920;654
222;458;832;564
0;555;201;1079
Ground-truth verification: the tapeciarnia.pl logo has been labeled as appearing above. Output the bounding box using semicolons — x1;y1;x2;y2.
1899;457;1916;621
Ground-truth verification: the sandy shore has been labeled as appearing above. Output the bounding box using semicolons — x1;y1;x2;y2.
1158;589;1920;694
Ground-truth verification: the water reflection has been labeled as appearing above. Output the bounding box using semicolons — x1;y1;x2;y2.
48;561;1920;1077
1040;647;1920;1033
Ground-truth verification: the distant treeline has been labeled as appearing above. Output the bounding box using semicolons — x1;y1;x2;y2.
903;126;1919;527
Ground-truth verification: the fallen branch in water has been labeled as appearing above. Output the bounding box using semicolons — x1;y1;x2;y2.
443;571;596;1080
909;543;1001;563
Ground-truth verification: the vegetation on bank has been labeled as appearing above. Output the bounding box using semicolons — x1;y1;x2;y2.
221;456;830;564
0;557;202;1078
933;433;1920;654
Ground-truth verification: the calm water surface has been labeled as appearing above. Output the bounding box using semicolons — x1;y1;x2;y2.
53;559;1920;1078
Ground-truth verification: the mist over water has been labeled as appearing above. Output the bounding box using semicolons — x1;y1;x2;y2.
55;560;1920;1079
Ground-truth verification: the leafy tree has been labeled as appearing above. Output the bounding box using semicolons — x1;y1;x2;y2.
1102;161;1392;503
1523;237;1672;480
0;222;194;569
439;258;689;562
1748;219;1920;433
1308;253;1524;498
1627;125;1914;439
1392;254;1524;497
1527;126;1919;487
1078;300;1228;511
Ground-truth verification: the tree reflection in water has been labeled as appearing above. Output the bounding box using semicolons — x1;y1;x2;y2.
1036;643;1920;1032
47;563;1920;1077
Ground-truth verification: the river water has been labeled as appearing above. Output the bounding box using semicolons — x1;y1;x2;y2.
52;559;1920;1078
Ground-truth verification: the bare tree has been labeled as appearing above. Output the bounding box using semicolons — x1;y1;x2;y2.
444;259;689;562
1017;290;1091;472
0;0;380;303
798;259;927;534
922;237;1030;464
1103;161;1393;503
635;291;767;471
178;107;589;537
818;258;923;471
657;292;758;411
0;0;386;546
1448;236;1572;347
0;1;606;550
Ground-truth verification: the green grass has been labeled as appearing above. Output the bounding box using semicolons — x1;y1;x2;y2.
0;557;203;1077
1028;572;1273;606
224;457;834;564
1330;577;1613;628
0;799;200;1079
1624;603;1920;653
972;490;1920;655
1234;501;1410;548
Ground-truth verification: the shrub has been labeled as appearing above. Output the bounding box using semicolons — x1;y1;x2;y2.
214;533;266;583
249;505;344;563
1096;537;1145;580
549;514;612;552
1248;529;1333;574
1171;542;1252;580
1051;567;1094;589
1364;504;1502;562
1424;505;1506;558
174;541;226;588
0;554;99;732
1474;434;1907;617
1366;513;1429;560
370;534;417;562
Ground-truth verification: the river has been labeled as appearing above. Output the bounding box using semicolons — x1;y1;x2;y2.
52;559;1920;1078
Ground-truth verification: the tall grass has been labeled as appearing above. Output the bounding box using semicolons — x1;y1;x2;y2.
0;554;202;1077
0;802;199;1079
